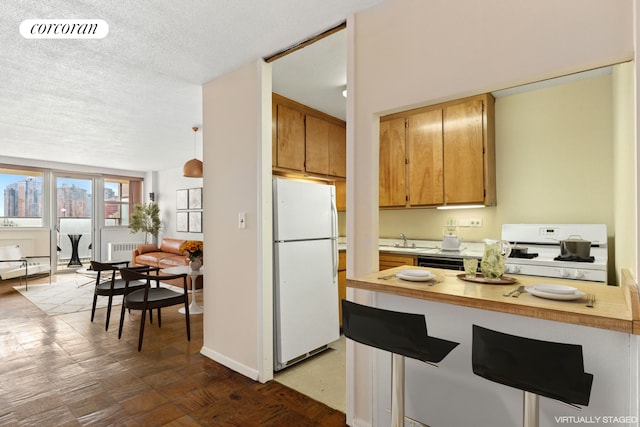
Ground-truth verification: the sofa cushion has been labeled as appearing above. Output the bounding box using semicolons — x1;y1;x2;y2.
158;255;189;268
160;238;186;256
137;244;159;254
134;252;165;267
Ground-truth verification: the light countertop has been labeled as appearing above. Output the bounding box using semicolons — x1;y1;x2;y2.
338;238;485;258
347;266;640;334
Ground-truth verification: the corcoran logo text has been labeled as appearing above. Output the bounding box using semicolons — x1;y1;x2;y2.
20;19;109;39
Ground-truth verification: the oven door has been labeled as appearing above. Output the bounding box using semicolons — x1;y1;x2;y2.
417;256;466;271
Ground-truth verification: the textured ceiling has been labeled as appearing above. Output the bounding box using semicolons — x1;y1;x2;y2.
0;0;381;172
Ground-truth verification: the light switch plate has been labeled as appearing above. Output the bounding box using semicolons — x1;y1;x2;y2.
238;212;246;229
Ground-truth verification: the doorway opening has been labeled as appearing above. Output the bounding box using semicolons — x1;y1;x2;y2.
55;175;93;273
269;25;347;412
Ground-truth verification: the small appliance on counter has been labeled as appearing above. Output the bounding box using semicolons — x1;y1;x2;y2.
441;225;461;251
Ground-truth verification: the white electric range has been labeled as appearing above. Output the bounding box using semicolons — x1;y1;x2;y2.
501;224;608;283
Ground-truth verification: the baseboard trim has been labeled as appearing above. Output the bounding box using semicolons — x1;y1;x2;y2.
200;345;259;381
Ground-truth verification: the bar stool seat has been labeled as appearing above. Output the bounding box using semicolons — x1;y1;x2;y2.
472;325;593;427
342;300;459;427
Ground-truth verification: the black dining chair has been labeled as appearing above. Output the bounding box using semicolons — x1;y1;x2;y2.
342;300;459;427
118;267;191;351
472;324;593;427
89;260;153;331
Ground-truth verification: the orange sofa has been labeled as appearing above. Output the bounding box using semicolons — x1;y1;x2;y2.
131;238;203;290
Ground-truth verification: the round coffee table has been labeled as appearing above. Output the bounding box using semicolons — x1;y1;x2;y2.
162;265;204;315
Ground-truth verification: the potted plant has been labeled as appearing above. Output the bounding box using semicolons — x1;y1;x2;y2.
129;202;161;244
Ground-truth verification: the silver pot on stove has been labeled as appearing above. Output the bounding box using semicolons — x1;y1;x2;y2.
560;235;591;259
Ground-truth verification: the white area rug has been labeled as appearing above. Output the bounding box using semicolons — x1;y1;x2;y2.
14;280;185;317
14;280;119;316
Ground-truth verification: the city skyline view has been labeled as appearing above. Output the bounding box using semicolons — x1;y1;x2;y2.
0;174;93;217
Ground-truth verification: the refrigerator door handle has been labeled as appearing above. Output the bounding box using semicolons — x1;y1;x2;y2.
331;194;338;281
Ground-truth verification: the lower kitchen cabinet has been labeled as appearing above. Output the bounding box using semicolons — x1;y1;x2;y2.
338;250;346;328
379;252;416;270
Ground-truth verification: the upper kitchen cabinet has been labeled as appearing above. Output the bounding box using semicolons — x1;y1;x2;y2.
379;117;407;207
306;115;346;177
408;108;444;206
379;93;496;208
272;93;346;179
275;102;305;171
443;96;495;205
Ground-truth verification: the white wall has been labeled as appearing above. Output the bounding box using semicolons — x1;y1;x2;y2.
156;167;203;241
200;60;273;381
349;0;634;425
613;61;637;279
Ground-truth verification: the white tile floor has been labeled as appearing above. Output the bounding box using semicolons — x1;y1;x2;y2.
274;335;346;412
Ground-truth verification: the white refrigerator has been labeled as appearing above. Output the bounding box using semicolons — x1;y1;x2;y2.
273;177;340;371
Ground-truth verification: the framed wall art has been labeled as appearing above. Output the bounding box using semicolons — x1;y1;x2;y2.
188;187;202;209
176;211;189;232
189;211;202;233
176;189;188;210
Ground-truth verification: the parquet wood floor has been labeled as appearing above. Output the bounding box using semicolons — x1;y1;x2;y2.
0;275;347;426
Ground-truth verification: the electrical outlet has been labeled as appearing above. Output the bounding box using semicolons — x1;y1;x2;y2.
470;217;483;227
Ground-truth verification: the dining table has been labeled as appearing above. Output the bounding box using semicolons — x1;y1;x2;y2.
162;265;204;315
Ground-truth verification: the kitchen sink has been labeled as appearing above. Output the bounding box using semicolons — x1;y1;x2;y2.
378;245;439;254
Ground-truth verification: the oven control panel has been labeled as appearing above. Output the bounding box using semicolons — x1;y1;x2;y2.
538;227;560;237
504;263;606;283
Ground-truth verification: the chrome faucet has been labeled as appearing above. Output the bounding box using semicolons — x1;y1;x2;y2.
400;233;407;247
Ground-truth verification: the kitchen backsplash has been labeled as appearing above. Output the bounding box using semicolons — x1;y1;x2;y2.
379;208;502;242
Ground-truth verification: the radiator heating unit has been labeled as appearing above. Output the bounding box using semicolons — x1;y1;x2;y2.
107;242;140;262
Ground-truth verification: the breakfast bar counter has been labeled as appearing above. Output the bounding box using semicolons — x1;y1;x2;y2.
346;267;640;427
347;266;640;334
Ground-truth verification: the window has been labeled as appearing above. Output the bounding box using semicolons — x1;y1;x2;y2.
104;177;142;226
0;167;44;227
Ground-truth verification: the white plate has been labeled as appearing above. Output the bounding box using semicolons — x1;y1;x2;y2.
532;284;578;295
399;269;434;278
526;286;586;301
396;271;436;282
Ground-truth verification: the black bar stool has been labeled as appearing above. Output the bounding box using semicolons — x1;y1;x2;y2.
472;325;593;427
342;300;459;427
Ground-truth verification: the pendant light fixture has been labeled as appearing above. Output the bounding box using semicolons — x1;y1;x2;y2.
183;126;203;178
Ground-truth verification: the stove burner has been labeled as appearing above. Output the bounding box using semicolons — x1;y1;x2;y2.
554;255;595;263
509;253;538;259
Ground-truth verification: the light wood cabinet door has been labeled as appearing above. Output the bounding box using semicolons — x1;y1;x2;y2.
407;109;444;206
379;253;416;270
379;117;407;207
328;123;346;178
443;98;484;204
306;116;346;178
272;101;277;168
305;115;330;175
276;104;305;171
335;180;346;211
